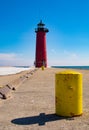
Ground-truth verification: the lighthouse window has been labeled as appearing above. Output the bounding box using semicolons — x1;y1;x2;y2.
38;25;43;28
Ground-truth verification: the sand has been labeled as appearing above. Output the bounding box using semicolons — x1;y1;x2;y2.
0;68;89;130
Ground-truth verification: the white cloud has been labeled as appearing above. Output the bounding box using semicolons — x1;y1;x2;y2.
0;53;17;60
63;50;78;59
48;53;89;66
0;53;32;66
48;50;83;66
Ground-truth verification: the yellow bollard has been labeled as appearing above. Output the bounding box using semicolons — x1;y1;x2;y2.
55;70;83;117
41;66;44;70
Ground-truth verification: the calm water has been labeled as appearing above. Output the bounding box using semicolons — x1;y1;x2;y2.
14;66;30;68
51;66;89;70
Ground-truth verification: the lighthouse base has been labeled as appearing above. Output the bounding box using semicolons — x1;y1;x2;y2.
35;62;47;68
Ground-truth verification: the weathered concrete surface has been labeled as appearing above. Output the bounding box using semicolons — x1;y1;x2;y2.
0;86;11;99
0;68;89;130
0;69;37;99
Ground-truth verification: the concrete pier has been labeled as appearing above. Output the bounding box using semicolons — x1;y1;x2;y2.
0;68;89;130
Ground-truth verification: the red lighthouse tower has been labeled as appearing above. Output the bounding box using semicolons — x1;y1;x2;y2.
35;20;49;67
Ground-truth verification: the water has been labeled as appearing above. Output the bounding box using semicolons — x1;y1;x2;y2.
14;66;30;68
51;66;89;70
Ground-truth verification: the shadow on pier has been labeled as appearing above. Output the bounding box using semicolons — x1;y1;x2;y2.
11;113;74;126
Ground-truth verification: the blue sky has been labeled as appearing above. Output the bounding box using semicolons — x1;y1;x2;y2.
0;0;89;66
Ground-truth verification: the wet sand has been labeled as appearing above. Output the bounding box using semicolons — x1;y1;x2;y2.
0;68;89;130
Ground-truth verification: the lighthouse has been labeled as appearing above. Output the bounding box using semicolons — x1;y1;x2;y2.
35;20;49;68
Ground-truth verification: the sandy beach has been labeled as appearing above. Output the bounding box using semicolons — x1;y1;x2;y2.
0;68;89;130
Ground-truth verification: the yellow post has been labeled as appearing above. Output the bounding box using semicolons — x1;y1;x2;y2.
41;66;44;70
55;70;83;117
